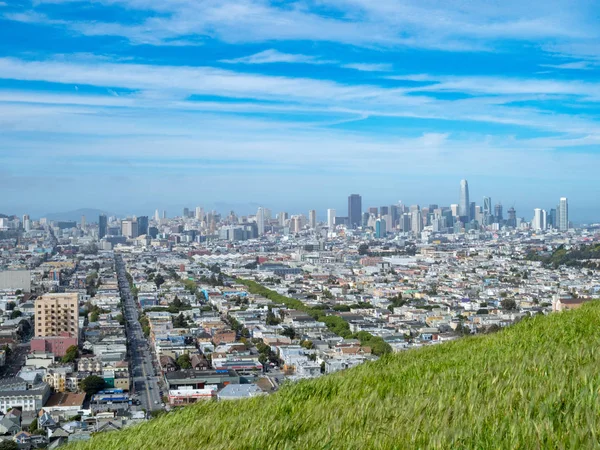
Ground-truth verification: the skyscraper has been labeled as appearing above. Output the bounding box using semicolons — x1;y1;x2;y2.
308;210;317;229
138;216;149;236
154;209;160;222
98;214;107;239
375;218;386;238
459;179;470;220
278;212;288;227
411;209;422;235
494;203;503;222
559;197;568;231
327;209;336;229
256;207;265;235
348;194;362;228
507;207;517;228
195;206;204;221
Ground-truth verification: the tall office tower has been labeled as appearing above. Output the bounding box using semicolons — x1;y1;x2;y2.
474;206;483;224
362;212;370;228
154;209;160;222
121;218;139;238
348;194;362;228
375;218;386;238
379;206;389;217
482;197;492;225
459;179;470;220
559;197;568;231
98;214;107;239
24;218;31;232
256;207;265;235
138;216;149;236
469;202;476;223
80;215;86;229
34;293;79;341
494;203;503;222
390;205;400;228
278;212;288;227
548;209;557;228
507;207;517;228
162;210;167;219
368;207;378;216
327;209;336;229
263;209;272;221
411;209;422;235
183;207;190;218
533;208;544;231
308;210;317;229
195;206;204;221
450;204;459;217
401;213;411;232
542;209;548;231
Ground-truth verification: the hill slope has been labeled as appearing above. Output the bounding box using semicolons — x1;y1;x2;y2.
70;303;600;449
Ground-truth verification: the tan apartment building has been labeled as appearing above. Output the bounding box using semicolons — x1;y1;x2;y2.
34;293;79;340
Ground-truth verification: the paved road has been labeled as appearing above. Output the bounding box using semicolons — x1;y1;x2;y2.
115;254;164;413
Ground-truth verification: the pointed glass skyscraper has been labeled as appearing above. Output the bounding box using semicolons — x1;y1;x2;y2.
459;179;470;221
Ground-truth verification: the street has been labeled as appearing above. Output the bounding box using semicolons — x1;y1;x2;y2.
115;254;163;413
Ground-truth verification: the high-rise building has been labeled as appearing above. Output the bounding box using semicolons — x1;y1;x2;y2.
459;179;470;220
379;206;389;217
122;219;139;238
98;214;107;239
256;207;265;235
195;206;204;221
154;209;160;222
327;209;336;229
162;210;167;219
375;218;386;238
183;207;190;218
507;207;517;228
348;194;362;228
533;208;545;231
494;203;503;222
80;215;86;229
34;293;79;341
411;209;422;235
138;216;149;236
450;204;459;217
278;212;288;227
559;197;568;231
308;210;317;229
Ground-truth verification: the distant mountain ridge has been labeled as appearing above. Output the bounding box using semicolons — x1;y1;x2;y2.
44;208;115;222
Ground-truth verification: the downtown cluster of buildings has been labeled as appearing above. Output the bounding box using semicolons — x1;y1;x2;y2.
0;179;595;448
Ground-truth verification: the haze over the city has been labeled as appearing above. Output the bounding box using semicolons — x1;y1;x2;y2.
1;1;600;221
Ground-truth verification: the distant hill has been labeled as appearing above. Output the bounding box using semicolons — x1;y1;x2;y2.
68;301;600;449
44;208;115;222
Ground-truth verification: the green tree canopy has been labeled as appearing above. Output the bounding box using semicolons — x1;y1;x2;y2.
80;375;106;396
61;345;79;363
176;354;192;369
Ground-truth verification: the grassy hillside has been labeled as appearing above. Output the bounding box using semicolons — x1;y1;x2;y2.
70;302;600;450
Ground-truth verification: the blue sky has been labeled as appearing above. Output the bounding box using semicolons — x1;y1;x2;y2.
1;0;600;222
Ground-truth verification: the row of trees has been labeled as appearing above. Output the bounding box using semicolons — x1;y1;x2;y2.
237;279;393;356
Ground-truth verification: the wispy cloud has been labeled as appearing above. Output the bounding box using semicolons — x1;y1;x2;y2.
540;60;594;70
220;49;326;65
341;63;393;72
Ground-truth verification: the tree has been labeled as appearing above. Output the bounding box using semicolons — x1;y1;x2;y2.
173;313;188;328
154;273;165;289
176;354;192;369
0;441;18;450
281;327;296;339
301;340;314;349
10;310;21;320
61;345;79;363
2;345;11;359
358;244;369;255
5;302;15;311
80;375;106;396
265;311;281;326
501;298;517;311
29;418;38;433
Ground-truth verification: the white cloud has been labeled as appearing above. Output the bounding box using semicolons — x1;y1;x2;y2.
9;0;600;53
342;63;393;72
539;61;593;70
220;49;325;65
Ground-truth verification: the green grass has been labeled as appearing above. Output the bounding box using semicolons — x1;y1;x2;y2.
69;302;600;449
